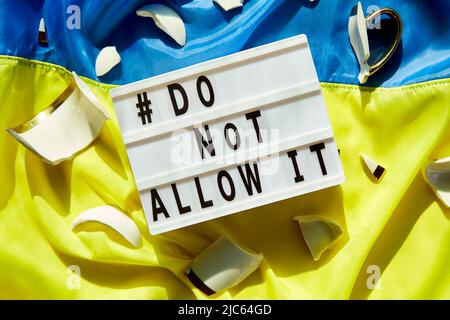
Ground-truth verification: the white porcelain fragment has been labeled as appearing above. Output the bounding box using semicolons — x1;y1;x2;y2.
72;206;143;248
95;46;121;77
294;215;343;261
214;0;244;12
348;2;370;84
7;72;110;165
422;157;450;208
136;4;186;46
186;236;263;296
38;18;48;45
360;154;386;181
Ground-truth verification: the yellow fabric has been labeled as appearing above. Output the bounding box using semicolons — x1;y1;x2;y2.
0;56;449;299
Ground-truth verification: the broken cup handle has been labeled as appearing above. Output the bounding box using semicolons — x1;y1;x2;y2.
365;8;402;77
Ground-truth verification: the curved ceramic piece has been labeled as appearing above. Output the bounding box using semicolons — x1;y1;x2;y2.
95;46;121;77
294;215;343;261
360;153;386;181
186;236;263;296
213;0;245;12
422;157;450;207
136;4;186;46
7;72;110;165
72;206;143;248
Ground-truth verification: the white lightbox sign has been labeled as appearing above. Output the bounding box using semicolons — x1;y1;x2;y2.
110;35;345;235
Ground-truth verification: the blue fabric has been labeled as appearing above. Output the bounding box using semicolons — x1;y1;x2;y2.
1;0;449;87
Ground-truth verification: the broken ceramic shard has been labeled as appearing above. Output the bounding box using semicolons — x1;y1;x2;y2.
214;0;244;12
95;46;121;77
38;18;48;45
7;72;110;165
422;157;450;207
186;236;263;296
294;215;343;261
72;206;143;248
360;154;386;181
136;4;186;46
348;2;370;83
